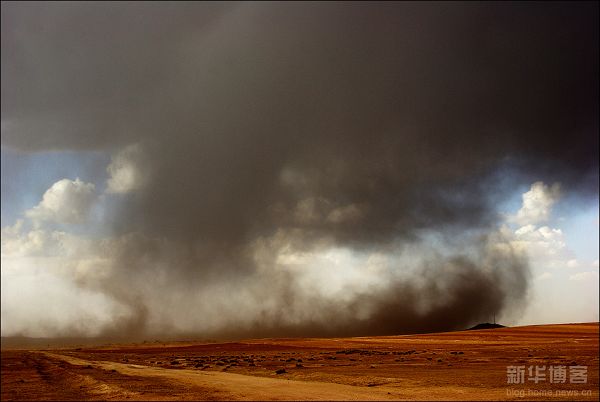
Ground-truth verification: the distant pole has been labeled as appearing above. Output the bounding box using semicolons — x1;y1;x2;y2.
493;312;496;325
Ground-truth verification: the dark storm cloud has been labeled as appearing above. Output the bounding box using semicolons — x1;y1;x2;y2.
2;2;597;337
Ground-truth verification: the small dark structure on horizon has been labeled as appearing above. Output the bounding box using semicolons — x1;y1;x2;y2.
468;323;506;330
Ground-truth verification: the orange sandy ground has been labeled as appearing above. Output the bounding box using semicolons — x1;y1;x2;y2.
1;323;598;401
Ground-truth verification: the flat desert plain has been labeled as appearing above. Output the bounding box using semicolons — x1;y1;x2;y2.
1;323;598;401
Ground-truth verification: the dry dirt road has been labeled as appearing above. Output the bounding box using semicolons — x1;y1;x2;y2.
2;323;598;400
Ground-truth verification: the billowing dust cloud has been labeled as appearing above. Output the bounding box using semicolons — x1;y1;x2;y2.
1;2;598;339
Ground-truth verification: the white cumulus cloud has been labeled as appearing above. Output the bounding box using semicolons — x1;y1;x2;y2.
1;224;93;259
502;223;572;269
25;178;95;225
513;181;561;226
566;259;579;269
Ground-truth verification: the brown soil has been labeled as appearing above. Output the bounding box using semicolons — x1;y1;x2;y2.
2;323;598;400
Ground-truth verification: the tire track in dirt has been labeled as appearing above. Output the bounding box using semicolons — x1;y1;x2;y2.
2;351;227;401
43;351;401;400
2;351;130;400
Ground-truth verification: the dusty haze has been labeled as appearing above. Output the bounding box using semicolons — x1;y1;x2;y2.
1;2;598;339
